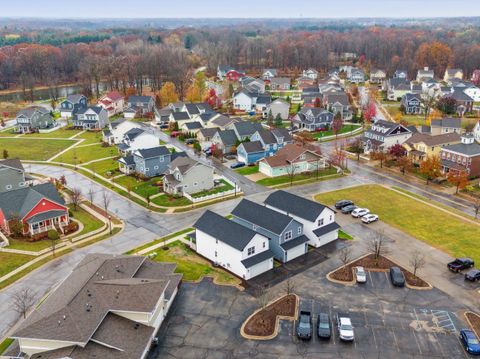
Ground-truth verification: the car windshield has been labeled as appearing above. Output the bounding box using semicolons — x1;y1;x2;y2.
319;322;329;329
340;324;353;331
357;269;365;275
468;338;480;345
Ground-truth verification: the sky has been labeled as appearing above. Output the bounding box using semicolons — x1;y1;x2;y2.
1;0;479;18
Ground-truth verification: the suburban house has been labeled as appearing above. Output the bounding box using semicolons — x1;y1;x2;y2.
229;121;263;141
444;69;464;82
302;68;319;80
255;94;272;114
323;92;351;119
462;84;480;102
444;90;474;114
118;146;173;177
117;128;159;155
8;253;182;359
430;118;462;135
262;69;278;81
394;69;408;79
233;90;258;111
441;133;480;177
370;69;386;84
193;210;274;280
169;111;192;128
97;91;125;116
363;120;412;153
348;68;365;83
401;93;423;114
416;67;435;82
14;106;54;133
72;106;108;130
403;132;462;164
0;158;33;193
296;76;317;89
59;94;87;119
264;190;340;248
266;98;290;120
125;96;155;118
217;65;234;80
181;121;203;134
269;77;291;91
0;182;69;237
211;129;238;154
259;143;325;177
163;157;214;196
292;107;334;131
237;128;293;165
197;128;219;150
207;115;240;130
474;121;480;143
384;78;411;101
472;70;480;85
217;65;245;81
231;199;309;263
103;118;142;145
241;77;266;94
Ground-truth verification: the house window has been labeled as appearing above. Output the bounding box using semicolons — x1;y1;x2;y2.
263;242;266;248
297;227;302;235
215;251;217;257
285;231;292;240
184;185;188;189
252;224;257;230
330;215;332;220
154;166;159;170
318;218;324;226
193;182;198;186
247;247;255;256
159;156;164;162
216;239;218;244
6;185;12;190
145;168;150;172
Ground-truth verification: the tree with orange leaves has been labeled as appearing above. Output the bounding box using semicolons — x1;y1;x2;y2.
414;41;453;77
158;81;179;107
447;170;469;194
419;155;442;185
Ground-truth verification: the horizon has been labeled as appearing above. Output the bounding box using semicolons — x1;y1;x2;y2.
2;0;480;19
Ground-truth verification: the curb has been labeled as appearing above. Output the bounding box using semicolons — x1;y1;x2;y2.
240;294;299;341
464;312;480;339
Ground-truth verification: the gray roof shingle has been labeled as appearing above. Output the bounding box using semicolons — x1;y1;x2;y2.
264;190;328;222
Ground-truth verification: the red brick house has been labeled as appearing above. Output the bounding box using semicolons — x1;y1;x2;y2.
225;70;245;82
0;183;69;237
440;133;480;178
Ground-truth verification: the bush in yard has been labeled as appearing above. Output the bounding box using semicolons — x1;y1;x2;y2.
48;230;59;241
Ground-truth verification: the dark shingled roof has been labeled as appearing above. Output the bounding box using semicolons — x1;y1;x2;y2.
239;141;264;154
217;129;238;146
193;210;258;251
0;158;24;172
232;199;295;235
280;235;309;251
135;146;170;159
171;112;191;121
264;190;328;222
241;249;275;268
313;222;340;237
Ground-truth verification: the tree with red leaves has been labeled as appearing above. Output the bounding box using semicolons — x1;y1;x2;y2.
332;114;344;139
313;97;321;108
363;100;376;124
389;144;407;158
205;88;219;108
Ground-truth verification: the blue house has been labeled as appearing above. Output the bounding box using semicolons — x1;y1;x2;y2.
231;199;309;263
237;128;293;165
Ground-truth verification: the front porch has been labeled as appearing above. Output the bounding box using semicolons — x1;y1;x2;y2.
26;212;69;236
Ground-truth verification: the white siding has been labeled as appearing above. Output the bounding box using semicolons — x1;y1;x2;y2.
286;244;306;262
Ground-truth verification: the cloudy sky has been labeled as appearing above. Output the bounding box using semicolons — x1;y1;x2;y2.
2;0;479;18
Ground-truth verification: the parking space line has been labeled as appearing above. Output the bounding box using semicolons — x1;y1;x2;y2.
368;271;374;288
371;326;378;349
433;332;446;357
391;328;400;352
412;330;423;355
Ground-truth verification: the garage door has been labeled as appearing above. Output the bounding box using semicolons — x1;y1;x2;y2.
286;244;306;262
248;259;272;279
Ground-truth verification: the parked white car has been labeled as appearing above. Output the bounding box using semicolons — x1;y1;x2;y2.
354;266;367;283
361;214;379;224
351;208;370;218
336;315;354;341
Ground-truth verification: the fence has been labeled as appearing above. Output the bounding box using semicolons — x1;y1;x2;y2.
183;177;241;203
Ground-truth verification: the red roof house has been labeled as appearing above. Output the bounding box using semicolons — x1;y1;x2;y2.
98;91;125;117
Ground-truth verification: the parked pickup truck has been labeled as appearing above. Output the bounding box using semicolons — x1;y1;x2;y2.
448;258;474;272
296;310;313;340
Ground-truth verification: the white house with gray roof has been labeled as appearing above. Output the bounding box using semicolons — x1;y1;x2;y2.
7;254;182;359
72;106;108;130
117;128;159;155
118;146;176;177
363;120;412;153
163;157;214;196
103;119;142;145
264;190;340;248
193;210;274;280
14;106;54;133
59;94;87;119
266;98;290;120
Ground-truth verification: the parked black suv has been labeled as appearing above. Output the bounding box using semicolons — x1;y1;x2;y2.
335;200;354;209
341;205;357;214
317;313;331;340
448;258;474;272
390;266;405;287
296;310;312;340
465;269;480;282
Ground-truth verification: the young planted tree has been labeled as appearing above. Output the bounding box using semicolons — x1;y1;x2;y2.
267;110;274;127
363;100;377;124
349;138;364;161
70;188;82;211
285;163;297;187
419;155;442;184
274;113;283;128
102;191;111;215
87;188;95;205
396;156;413;175
447;170;469;194
332;114;344;140
368;231;389;266
48;229;59;257
284;275;295;295
389;144;407;158
339;246;352;276
370;150;387;168
409;253;426;278
11;287;36;319
3;149;8;159
473;199;480;220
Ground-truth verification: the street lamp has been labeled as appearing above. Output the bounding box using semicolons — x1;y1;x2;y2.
108;215;112;235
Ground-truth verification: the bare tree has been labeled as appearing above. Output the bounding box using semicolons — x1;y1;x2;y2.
70;187;82;211
409;253;426;278
339;246;352;276
285;163;297;187
284;275;295;295
473;199;480;220
11;288;36;319
87;188;95;206
257;285;271;310
102;191;111;215
368;231;389;266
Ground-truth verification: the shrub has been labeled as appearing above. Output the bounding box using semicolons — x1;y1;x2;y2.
47;230;60;241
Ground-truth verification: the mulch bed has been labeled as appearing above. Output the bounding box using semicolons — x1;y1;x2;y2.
330;253;430;288
466;312;480;338
243;294;296;337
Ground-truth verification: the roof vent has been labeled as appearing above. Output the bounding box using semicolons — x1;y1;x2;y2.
63;315;66;320
101;276;104;280
58;320;61;326
134;323;140;330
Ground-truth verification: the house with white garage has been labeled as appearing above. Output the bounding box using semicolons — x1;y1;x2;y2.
103;118;142;145
264;190;340;248
59;94;88;119
72;106;108;130
232;199;309;263
193;210;275;280
117;128;159;155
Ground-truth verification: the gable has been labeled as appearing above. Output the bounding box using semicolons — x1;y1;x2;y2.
23;198;67;222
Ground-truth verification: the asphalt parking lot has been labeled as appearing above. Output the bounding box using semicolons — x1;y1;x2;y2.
150;264;472;359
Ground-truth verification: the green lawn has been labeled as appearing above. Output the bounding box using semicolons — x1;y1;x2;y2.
236;165;259;175
312;124;361;139
115;176;163;198
0;128;17;137
75;130;103;145
190;179;234;198
147;240;240;285
69;204;105;236
0;138;77;160
338;230;353;240
0;338;14;355
151;194;192;207
58;143;117;164
314;184;480;264
257;167;338;187
82;158;120;177
6;238;58;252
0;252;35;278
125;228;194;255
23;127;81;139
